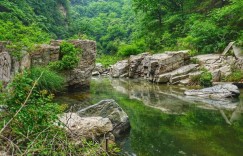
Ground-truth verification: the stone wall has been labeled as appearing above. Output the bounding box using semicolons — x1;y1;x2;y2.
0;40;96;90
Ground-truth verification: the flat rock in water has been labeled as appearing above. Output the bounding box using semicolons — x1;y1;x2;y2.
184;84;240;99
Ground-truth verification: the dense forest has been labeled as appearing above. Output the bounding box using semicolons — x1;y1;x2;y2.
0;0;242;57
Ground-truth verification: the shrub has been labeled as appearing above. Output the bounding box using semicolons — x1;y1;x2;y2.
200;70;212;87
49;41;81;70
29;67;65;92
117;39;146;57
96;54;122;67
118;44;140;57
1;70;64;128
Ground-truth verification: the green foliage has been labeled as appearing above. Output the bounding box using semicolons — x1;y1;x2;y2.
29;67;65;92
49;41;81;70
118;39;147;57
70;0;137;54
0;20;50;59
0;70;119;155
0;70;64;135
183;20;226;53
96;54;123;68
200;69;213;87
223;70;243;82
0;0;70;39
0;81;2;92
132;0;243;53
118;44;140;57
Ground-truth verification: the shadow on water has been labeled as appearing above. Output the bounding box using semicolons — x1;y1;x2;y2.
55;77;243;156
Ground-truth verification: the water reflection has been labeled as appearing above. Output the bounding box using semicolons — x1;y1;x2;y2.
56;77;243;156
109;78;242;120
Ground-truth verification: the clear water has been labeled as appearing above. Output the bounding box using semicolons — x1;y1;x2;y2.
55;77;243;156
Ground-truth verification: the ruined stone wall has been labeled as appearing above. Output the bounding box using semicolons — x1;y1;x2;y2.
0;40;96;90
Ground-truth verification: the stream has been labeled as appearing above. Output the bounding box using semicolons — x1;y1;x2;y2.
55;77;243;156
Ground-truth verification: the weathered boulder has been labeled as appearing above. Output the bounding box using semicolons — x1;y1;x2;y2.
110;60;129;78
193;54;236;81
59;113;113;139
0;52;11;83
92;63;110;76
184;84;240;99
95;63;105;73
77;99;130;137
20;53;31;71
146;50;190;81
129;53;150;78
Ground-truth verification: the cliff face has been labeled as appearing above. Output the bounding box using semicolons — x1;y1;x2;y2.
0;40;96;90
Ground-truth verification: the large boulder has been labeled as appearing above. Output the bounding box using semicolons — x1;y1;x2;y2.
184;84;240;99
59;113;113;139
64;40;96;90
77;99;130;137
110;60;129;78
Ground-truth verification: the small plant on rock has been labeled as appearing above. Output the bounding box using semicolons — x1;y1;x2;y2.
189;69;212;87
200;69;212;87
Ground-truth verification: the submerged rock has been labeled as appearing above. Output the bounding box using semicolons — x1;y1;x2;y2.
59;113;112;139
77;99;130;137
184;84;240;99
